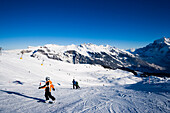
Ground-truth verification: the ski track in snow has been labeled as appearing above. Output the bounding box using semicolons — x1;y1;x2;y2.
0;85;169;113
0;50;170;113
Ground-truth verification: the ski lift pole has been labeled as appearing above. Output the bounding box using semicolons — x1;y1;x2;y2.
41;59;44;66
20;50;24;59
20;53;23;59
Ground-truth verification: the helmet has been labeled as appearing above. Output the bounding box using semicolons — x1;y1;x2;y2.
46;77;50;81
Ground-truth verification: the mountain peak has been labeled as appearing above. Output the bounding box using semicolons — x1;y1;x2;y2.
134;37;170;72
154;36;170;45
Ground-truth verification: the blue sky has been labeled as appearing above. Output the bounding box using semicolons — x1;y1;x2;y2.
0;0;170;49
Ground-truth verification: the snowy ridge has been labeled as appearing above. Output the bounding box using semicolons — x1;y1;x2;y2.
0;48;169;113
154;37;170;45
43;43;133;58
134;37;170;72
26;43;165;74
135;37;170;56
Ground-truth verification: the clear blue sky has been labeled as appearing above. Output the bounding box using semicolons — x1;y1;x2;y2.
0;0;170;50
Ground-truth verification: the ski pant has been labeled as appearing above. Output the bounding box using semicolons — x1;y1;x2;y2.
45;91;55;101
76;85;80;89
73;84;76;89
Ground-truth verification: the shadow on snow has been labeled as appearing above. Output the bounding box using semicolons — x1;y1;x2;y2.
125;80;170;94
0;90;45;103
13;80;24;85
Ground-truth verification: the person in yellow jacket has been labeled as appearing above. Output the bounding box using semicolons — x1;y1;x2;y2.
39;77;55;103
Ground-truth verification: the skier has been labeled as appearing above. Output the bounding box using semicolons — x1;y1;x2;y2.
72;79;76;89
39;77;55;103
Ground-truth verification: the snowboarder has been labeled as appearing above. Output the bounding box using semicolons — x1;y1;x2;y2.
76;81;80;89
39;77;55;103
72;79;76;89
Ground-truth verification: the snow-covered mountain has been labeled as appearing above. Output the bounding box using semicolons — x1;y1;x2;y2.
0;38;169;113
22;43;164;75
0;48;169;113
133;37;170;73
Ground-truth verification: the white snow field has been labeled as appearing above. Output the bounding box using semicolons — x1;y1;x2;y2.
0;50;169;113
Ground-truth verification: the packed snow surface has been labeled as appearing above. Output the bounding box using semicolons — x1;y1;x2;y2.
0;50;169;113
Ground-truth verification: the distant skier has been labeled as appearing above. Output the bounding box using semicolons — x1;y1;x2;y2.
72;79;76;89
39;77;55;103
72;79;80;89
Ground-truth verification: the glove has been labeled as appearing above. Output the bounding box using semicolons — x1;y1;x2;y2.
53;88;55;91
38;87;41;89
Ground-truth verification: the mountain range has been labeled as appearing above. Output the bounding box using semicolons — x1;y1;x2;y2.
22;37;170;76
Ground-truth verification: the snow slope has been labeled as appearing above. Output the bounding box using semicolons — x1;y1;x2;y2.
0;50;169;113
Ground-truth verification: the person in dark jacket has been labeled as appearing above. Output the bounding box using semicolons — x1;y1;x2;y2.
72;79;76;89
39;77;55;103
